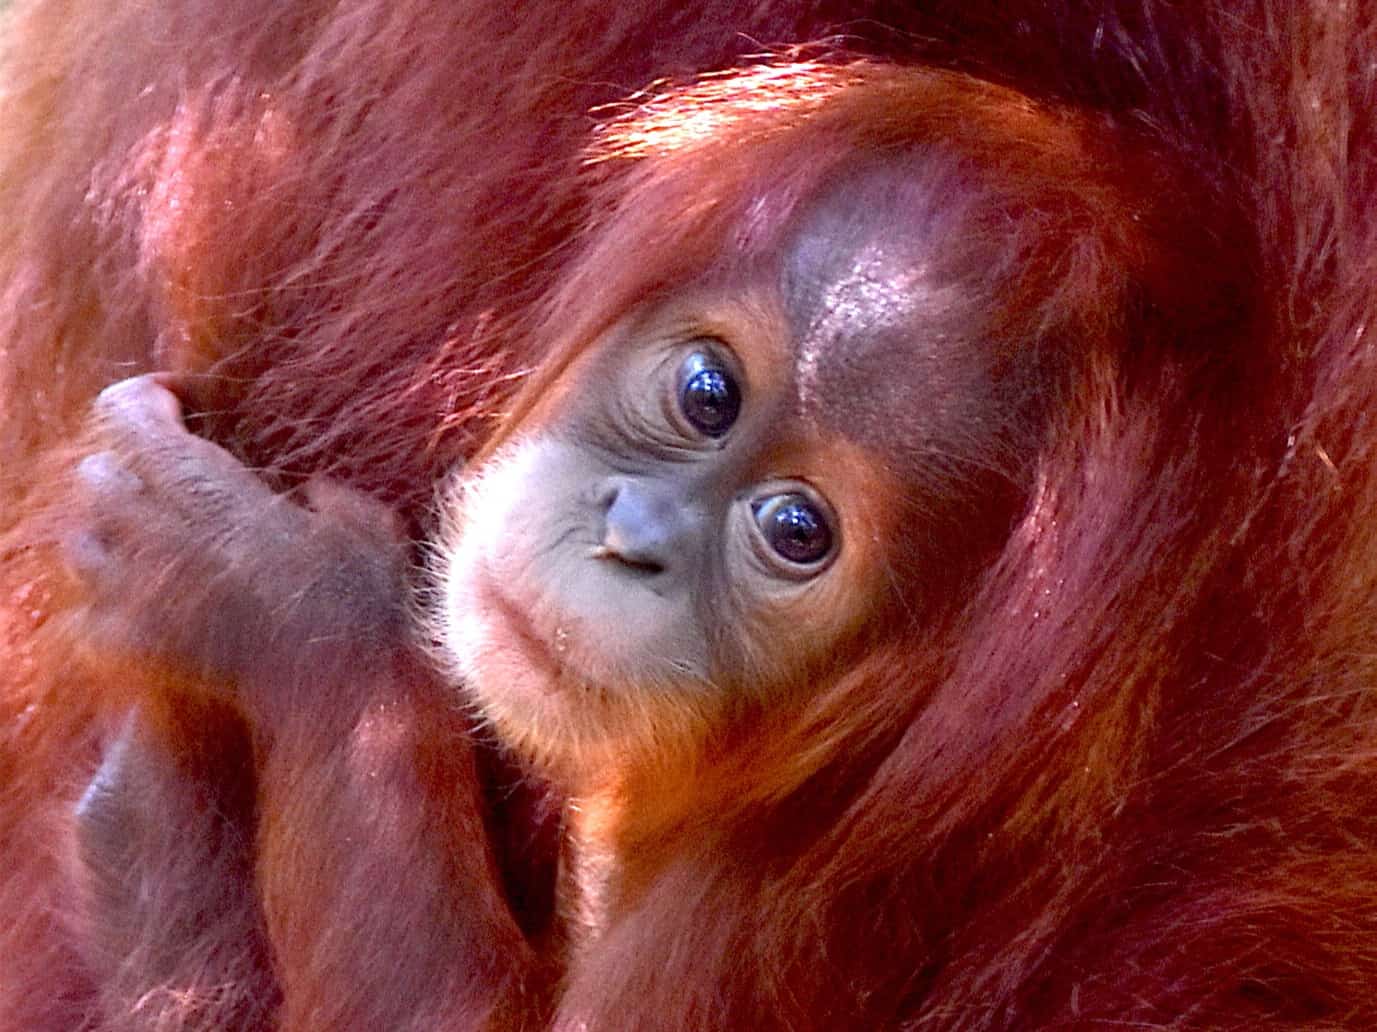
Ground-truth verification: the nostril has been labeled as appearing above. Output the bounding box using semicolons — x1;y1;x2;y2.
595;478;623;513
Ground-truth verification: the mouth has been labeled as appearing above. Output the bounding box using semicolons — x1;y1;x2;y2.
476;573;569;691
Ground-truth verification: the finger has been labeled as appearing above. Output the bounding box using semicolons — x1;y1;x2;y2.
92;374;187;441
64;452;150;586
91;376;260;492
61;527;115;587
75;450;146;499
71;450;148;537
148;370;237;418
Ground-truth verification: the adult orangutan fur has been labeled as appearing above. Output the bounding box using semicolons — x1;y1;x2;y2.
2;1;1376;1029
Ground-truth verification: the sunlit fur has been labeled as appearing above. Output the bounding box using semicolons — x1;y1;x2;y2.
3;1;1377;1030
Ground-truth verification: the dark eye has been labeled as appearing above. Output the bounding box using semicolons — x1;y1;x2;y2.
753;493;834;567
678;351;740;438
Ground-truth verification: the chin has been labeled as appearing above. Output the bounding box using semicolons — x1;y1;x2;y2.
432;541;608;776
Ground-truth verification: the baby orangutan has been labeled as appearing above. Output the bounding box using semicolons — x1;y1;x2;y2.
61;67;1198;1029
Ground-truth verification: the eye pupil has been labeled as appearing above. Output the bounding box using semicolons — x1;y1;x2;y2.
679;354;740;437
756;493;833;566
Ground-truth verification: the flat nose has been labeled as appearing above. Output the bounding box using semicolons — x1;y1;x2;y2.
596;476;699;574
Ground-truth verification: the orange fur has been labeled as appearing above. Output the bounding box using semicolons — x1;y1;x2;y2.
3;1;1377;1029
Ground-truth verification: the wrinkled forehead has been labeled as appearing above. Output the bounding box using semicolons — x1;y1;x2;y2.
776;161;999;458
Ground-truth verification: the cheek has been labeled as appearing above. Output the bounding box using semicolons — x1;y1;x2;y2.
718;576;873;694
434;437;574;685
434;441;591;759
430;436;722;744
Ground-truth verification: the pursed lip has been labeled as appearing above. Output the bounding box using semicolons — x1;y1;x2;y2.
475;572;569;691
